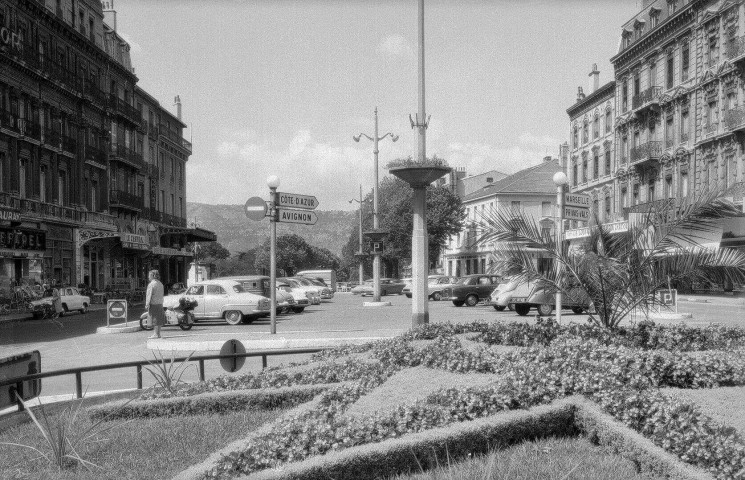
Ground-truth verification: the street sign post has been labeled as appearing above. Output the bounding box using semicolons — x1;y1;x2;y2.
564;206;591;222
107;299;128;327
278;209;318;225
219;339;246;372
277;192;319;210
564;192;590;208
244;196;268;221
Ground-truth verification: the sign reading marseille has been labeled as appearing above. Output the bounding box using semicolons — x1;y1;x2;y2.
564;193;590;208
277;192;318;210
279;209;318;225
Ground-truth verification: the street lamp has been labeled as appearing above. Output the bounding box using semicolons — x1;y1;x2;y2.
353;107;398;303
553;171;568;324
349;185;370;285
267;174;280;334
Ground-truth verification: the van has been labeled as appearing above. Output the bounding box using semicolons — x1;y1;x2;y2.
296;270;337;292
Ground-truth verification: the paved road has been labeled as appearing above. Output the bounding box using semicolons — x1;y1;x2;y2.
0;293;743;398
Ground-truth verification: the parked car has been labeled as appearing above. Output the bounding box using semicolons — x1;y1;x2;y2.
29;286;91;319
441;274;502;307
163;279;271;325
278;277;322;305
487;278;521;311
297;277;334;300
403;275;459;300
216;275;308;313
168;282;187;295
351;278;407;296
509;282;592;316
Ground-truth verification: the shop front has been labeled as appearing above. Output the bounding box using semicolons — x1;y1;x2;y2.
76;230;151;291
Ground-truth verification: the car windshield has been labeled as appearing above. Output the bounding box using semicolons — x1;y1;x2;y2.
232;285;246;293
186;285;204;295
306;279;325;286
455;277;469;285
283;279;301;288
295;278;314;286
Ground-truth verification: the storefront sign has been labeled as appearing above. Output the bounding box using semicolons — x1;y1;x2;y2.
0;26;22;52
0;249;43;259
151;246;194;257
120;233;149;251
565;221;629;240
0;209;20;222
0;228;45;251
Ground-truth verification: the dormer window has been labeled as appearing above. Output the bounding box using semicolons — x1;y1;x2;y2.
622;29;633;48
650;8;661;27
634;19;646;39
668;0;678;15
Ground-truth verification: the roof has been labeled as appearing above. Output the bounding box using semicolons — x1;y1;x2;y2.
566;81;615;118
463;159;565;203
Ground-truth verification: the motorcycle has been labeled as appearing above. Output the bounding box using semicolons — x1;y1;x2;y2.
140;297;197;331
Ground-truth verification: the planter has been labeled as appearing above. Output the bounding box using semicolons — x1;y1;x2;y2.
363;230;389;242
388;165;452;188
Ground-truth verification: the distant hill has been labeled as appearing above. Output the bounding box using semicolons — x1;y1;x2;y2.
186;202;357;257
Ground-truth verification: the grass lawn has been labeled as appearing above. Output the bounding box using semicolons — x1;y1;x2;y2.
0;405;286;480
388;436;664;480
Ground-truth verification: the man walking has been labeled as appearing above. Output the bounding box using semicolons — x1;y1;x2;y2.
146;269;166;339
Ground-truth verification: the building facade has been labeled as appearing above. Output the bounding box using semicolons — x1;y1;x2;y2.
440;157;564;277
0;0;213;295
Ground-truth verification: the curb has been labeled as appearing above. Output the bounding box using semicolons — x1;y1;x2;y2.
146;336;391;352
648;312;694;321
97;323;142;334
363;301;392;307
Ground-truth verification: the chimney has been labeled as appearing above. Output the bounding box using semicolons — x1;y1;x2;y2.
577;86;585;102
543;155;553;163
174;95;182;120
559;142;569;168
588;63;600;93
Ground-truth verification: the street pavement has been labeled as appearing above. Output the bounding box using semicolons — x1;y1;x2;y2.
0;292;743;401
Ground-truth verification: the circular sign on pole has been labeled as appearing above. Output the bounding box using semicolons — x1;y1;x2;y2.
244;196;268;221
106;299;128;327
219;339;246;372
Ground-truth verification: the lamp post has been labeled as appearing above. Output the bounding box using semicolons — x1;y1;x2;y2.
267;174;280;334
349;185;368;285
353;107;398;302
553;171;568;324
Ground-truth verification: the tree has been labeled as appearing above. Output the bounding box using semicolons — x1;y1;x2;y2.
253;234;342;277
476;190;745;329
341;176;464;278
190;241;230;262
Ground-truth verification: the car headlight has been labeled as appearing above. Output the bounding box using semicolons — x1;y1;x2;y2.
258;298;270;310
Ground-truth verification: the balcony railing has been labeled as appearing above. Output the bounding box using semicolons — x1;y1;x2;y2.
623;198;680;222
0;110;20;134
43;128;62;149
84;81;107;105
728;36;745;62
110;143;144;169
19;198;81;224
631;86;662;111
0;193;21;210
85;144;107;165
81;211;116;228
142;207;159;222
630;141;663;164
108;95;141;125
62;134;77;154
109;189;144;211
724;107;745;133
703;122;719;137
18;119;41;140
181;138;192;153
161;212;186;227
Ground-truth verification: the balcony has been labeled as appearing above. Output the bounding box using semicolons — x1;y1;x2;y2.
110;143;144;170
145;163;159;179
19;199;81;225
703;122;719;138
0;110;20;134
61;134;77;154
631;86;662;113
83;81;107;105
623;198;679;223
109;189;144;211
629;141;662;166
724;107;745;134
161;212;186;228
0;193;21;210
18;119;41;140
148;123;159;139
142;207;160;222
81;211;117;230
43;128;62;149
181;138;192;154
85;144;107;165
728;36;745;64
108;94;142;126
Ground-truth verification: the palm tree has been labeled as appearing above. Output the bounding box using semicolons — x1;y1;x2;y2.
475;190;745;329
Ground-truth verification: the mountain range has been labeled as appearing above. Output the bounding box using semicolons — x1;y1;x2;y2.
186;202;358;257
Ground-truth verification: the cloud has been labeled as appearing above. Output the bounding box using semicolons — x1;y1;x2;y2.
376;34;414;58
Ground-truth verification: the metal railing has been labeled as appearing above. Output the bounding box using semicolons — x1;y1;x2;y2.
632;86;662;110
109;189;144;210
630;141;663;163
18;118;41;140
724;107;745;131
704;122;719;137
161;212;187;227
108;94;141;125
111;143;144;169
85;144;107;164
0;110;20;133
0;348;324;412
62;134;77;154
728;36;745;61
43;128;62;148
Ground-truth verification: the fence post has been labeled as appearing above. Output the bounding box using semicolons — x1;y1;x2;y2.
75;372;82;399
14;382;24;412
262;354;267;369
198;359;205;382
136;365;142;389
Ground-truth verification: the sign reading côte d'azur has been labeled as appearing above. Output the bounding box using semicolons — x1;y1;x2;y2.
277;192;318;210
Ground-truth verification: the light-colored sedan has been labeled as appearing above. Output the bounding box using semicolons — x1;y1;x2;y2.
163;279;271;325
404;275;460;301
29;287;91;318
351;278;407;296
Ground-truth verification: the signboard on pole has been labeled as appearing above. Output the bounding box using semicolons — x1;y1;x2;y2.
244;196;268;221
278;209;318;225
564;206;591;222
107;299;128;326
564;193;590;208
277;192;319;210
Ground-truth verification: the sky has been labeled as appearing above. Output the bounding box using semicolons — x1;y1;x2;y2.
112;0;639;212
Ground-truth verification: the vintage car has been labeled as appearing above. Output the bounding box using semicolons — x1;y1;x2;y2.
487;278;521;311
509;282;593;317
351;278;407;297
168;282;187;295
216;275;307;313
163;279;271;325
278;277;322;305
403;275;459;301
29;286;91;318
441;274;502;307
297;277;334;300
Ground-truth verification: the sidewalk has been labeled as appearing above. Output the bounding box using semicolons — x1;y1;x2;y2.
678;292;745;305
0;301;144;325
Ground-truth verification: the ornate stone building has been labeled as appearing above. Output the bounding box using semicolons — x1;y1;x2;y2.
0;0;213;293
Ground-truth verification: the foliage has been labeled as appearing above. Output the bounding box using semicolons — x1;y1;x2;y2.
341;176;465;277
253;234;341;277
475;190;745;329
214;249;259;276
191;241;231;261
386;155;450;169
144;349;196;395
0;393;131;471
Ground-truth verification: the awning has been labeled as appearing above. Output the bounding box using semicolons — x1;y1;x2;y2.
160;226;217;243
151;246;194;257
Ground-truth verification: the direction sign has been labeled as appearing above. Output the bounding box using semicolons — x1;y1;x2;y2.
277;192;319;210
564;192;590;208
278;209;318;225
244;196;268;221
564;206;591;222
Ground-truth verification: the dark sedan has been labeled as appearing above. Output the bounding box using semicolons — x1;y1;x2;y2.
441;274;502;307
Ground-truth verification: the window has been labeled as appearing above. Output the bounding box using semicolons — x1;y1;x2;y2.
582;157;588;183
605;146;611;175
668;0;677;15
681;43;690;80
58;170;67;205
648;178;656;201
665;176;673;198
593;199;600;220
666;115;674;146
593;152;599;180
622;187;628;208
593;115;599;138
160;189;165;212
186;285;204;295
605;109;612;132
681;110;689;141
604;196;611;219
19;159;27;198
651;11;660;28
40;167;47;202
622;82;629;112
709;35;719;66
511;201;521;211
649;61;657;87
572;162;578;186
666;53;674;89
633;184;640;205
91;181;97;211
622;135;629;162
541;201;552;217
573;126;578;148
582;121;588;143
633;72;640;97
205;285;225;295
681;171;689;197
170;193;175;215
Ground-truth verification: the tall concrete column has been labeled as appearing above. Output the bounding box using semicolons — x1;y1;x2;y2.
411;186;428;325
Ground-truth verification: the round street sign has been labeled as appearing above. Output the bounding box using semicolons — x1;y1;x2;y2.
219;339;246;372
244;196;267;221
108;300;126;318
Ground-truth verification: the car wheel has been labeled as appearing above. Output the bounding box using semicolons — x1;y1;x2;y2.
382;290;387;296
537;304;553;316
291;307;305;313
452;300;465;307
241;316;255;324
465;294;479;307
571;307;584;314
507;303;515;311
432;292;442;301
139;315;154;331
493;305;506;311
79;303;88;314
224;310;243;325
515;304;531;316
31;312;42;320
